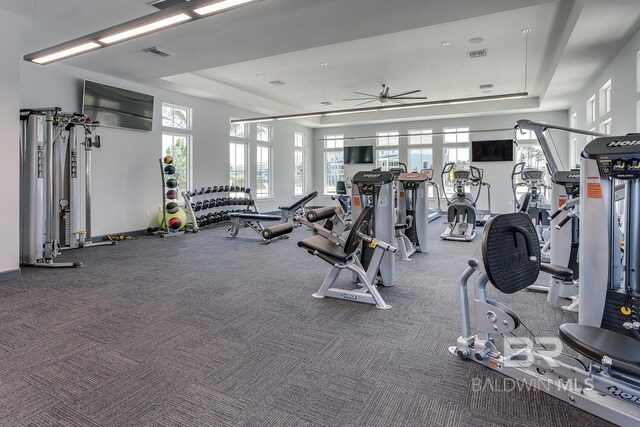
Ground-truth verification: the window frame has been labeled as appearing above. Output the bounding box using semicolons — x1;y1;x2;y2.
257;123;272;143
376;130;399;147
162;102;193;191
229;141;248;191
408;129;433;145
443;127;470;144
294;132;305;196
323;134;344;195
230;121;249;139
587;95;596;124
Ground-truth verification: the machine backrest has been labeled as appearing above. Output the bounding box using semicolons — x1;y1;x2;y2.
336;181;347;195
482;212;541;294
344;205;374;255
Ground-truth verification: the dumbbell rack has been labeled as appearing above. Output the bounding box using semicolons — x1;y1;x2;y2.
184;185;255;230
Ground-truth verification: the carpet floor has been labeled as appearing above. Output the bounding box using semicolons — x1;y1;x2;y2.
0;218;612;427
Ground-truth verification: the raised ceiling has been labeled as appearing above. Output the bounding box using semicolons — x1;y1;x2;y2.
4;0;640;127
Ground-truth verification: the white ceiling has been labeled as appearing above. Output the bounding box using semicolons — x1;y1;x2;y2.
4;0;640;127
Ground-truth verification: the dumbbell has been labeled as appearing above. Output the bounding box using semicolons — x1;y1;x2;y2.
239;186;245;192
212;186;218;193
203;200;211;210
244;187;251;193
207;198;214;207
194;201;202;211
223;185;229;192
190;203;196;211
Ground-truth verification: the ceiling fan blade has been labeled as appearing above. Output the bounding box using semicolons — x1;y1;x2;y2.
354;100;378;107
353;91;378;97
389;99;405;104
390;89;421;98
394;96;429;100
342;97;376;101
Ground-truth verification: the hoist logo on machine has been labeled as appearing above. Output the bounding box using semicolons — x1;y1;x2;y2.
607;386;640;406
607;140;640;147
566;174;580;179
361;173;382;178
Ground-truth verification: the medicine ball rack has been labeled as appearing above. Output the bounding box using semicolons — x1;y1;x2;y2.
183;185;255;230
154;156;186;238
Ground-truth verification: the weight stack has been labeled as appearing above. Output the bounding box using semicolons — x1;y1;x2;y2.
405;210;417;245
568;242;579;280
601;290;639;337
360;243;375;271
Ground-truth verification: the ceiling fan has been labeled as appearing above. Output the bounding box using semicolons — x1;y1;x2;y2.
343;84;428;106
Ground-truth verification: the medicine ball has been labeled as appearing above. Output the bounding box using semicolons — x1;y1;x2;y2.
164;164;176;175
163;155;173;164
166;189;178;199
165;201;179;214
166;178;178;188
157;208;187;231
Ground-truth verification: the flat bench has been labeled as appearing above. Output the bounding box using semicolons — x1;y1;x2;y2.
228;212;292;244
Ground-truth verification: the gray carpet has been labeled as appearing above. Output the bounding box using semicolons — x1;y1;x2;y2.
0;219;611;427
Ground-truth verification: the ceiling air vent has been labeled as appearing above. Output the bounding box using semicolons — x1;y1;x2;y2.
147;0;189;10
269;80;286;86
143;47;175;58
479;84;494;89
321;101;333;106
467;49;487;59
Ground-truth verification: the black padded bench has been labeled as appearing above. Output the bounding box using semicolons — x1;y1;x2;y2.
228;212;291;244
280;191;318;220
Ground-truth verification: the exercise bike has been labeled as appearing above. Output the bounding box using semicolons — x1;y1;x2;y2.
440;162;483;241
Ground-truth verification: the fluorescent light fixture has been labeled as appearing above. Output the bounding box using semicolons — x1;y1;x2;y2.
318;128;514;142
24;0;263;65
194;0;256;15
230;92;529;124
99;13;192;44
31;42;101;64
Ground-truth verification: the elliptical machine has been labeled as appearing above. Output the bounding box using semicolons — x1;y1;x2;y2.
512;162;551;250
440;162;483;241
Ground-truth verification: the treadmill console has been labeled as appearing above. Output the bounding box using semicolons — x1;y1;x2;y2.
398;172;429;190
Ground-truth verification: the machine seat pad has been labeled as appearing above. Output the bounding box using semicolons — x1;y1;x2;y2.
298;235;348;263
229;213;282;221
559;324;640;373
540;263;573;281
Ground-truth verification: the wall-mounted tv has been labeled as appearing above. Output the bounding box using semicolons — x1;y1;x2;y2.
472;139;514;162
344;145;374;164
82;80;154;131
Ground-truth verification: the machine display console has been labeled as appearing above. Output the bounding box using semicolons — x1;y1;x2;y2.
452;170;470;180
522;170;543;181
598;155;640;179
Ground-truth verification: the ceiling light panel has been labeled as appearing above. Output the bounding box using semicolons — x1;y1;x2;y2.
99;13;192;44
194;0;255;16
31;42;101;64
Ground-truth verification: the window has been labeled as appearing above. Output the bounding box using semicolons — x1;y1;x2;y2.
162;103;192;191
570;138;578;168
256;145;272;198
409;147;434;197
517;144;546;170
444;127;469;143
408;148;433;172
408;129;433;145
229;142;247;189
324;134;344;195
588;127;597;142
442;146;470;197
376;149;400;171
600;80;612;116
376;131;399;146
230;121;248;138
162;104;191;130
516;128;535;140
571;113;577;129
587;95;596;123
294;132;305;196
257;123;271;142
600;118;612;135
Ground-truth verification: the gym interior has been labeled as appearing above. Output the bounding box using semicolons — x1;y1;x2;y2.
2;1;640;426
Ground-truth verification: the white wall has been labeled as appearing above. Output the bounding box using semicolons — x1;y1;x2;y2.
568;27;640;158
0;9;20;277
312;111;569;214
19;63;314;236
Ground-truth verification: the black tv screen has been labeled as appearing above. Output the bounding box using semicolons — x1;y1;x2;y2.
344;145;374;164
82;80;154;131
472;139;514;162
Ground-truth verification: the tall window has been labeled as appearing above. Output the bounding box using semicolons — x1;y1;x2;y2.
444;127;469;143
517;144;546;170
376;131;399;170
600;118;612;135
162;103;192;191
229;142;247;189
442;146;471;197
324;135;344;195
587;95;596;124
256;145;272;198
294;132;305;196
408;148;433;172
408;129;433;145
600;79;612;116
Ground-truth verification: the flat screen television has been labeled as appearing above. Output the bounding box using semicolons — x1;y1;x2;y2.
344;145;374;164
472;139;514;162
82;80;154;131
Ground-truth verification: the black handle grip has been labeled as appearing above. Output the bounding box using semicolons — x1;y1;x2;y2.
556;214;573;230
